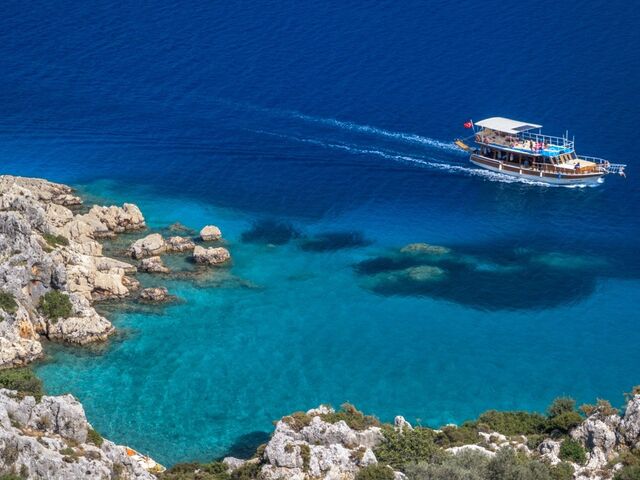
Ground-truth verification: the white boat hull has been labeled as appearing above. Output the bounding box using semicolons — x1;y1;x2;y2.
470;154;604;185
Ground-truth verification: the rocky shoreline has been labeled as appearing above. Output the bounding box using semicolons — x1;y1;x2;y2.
1;175;639;480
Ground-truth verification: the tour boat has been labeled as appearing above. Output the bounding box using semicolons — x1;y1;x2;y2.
455;117;626;185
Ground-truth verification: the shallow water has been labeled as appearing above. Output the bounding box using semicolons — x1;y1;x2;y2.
0;0;638;466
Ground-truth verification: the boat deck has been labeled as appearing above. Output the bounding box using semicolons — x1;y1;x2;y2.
476;130;572;156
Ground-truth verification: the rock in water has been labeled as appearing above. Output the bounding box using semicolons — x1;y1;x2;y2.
139;287;171;302
166;235;196;252
139;256;170;273
404;265;446;282
400;243;451;255
193;245;231;265
128;233;167;259
200;225;222;241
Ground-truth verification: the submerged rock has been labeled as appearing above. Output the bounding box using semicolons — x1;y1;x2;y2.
404;265;446;282
193;245;231;266
241;219;301;245
200;225;222;242
139;287;171;303
400;243;451;255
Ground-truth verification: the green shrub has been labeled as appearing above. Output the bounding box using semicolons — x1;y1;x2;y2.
546;411;583;434
160;461;230;480
548;397;576;418
355;464;395;480
580;399;619;418
487;448;553;480
435;424;480;447
230;462;261;480
404;450;490;480
39;290;73;321
558;438;586;464
282;411;311;431
0;291;18;315
321;403;381;431
42;233;69;248
0;368;44;400
550;462;574;480
300;444;310;472
87;428;104;447
475;410;547;436
615;465;640;480
0;475;27;480
375;426;441;469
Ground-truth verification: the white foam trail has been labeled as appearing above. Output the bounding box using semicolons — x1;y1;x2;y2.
254;130;600;188
289;111;464;154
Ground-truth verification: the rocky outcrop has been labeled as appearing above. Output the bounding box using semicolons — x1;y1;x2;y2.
260;406;385;480
193;246;231;266
166;236;195;253
128;234;166;259
139;256;169;274
199;225;222;242
0;175;145;367
0;389;159;479
139;287;171;303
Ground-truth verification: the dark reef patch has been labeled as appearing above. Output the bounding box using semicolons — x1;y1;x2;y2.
300;231;371;252
224;430;271;459
241;219;302;245
355;242;606;310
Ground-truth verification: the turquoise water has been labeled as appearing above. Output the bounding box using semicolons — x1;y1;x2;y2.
2;0;638;468
35;179;640;465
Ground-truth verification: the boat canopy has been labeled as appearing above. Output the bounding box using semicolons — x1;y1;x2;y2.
475;117;542;134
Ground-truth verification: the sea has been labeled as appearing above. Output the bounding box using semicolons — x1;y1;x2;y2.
1;0;639;466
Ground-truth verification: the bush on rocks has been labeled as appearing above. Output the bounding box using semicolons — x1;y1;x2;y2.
0;291;18;314
321;403;381;431
375;426;440;468
404;449;490;480
160;461;230;480
42;233;69;248
39;290;73;321
355;464;395;480
558;438;586;464
0;368;44;400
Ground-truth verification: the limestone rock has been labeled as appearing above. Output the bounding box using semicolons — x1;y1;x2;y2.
193;245;231;266
261;406;384;479
0;389;158;480
128;234;167;259
538;438;561;465
139;256;170;274
223;456;247;471
88;203;145;233
199;225;222;241
166;236;196;252
394;416;413;432
446;444;496;457
571;413;620;470
139;287;171;303
620;394;640;448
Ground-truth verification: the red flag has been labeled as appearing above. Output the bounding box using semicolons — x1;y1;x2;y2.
463;120;473;129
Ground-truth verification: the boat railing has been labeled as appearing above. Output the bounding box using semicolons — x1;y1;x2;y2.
577;155;626;174
519;131;574;150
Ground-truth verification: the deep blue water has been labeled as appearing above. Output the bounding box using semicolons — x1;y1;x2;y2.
1;0;639;466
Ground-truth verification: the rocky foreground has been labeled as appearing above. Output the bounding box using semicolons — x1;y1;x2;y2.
1;176;639;480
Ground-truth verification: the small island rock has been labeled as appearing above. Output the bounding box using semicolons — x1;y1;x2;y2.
139;287;170;302
199;225;222;241
193;245;231;265
166;235;196;252
128;233;167;259
139;256;170;274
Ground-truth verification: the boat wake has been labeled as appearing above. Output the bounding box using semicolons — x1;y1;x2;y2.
254;129;600;188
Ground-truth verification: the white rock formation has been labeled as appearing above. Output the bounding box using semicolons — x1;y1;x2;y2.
0;389;158;480
0;175;144;366
128;234;166;259
166;236;195;252
193;246;231;266
199;225;222;242
139;256;170;274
